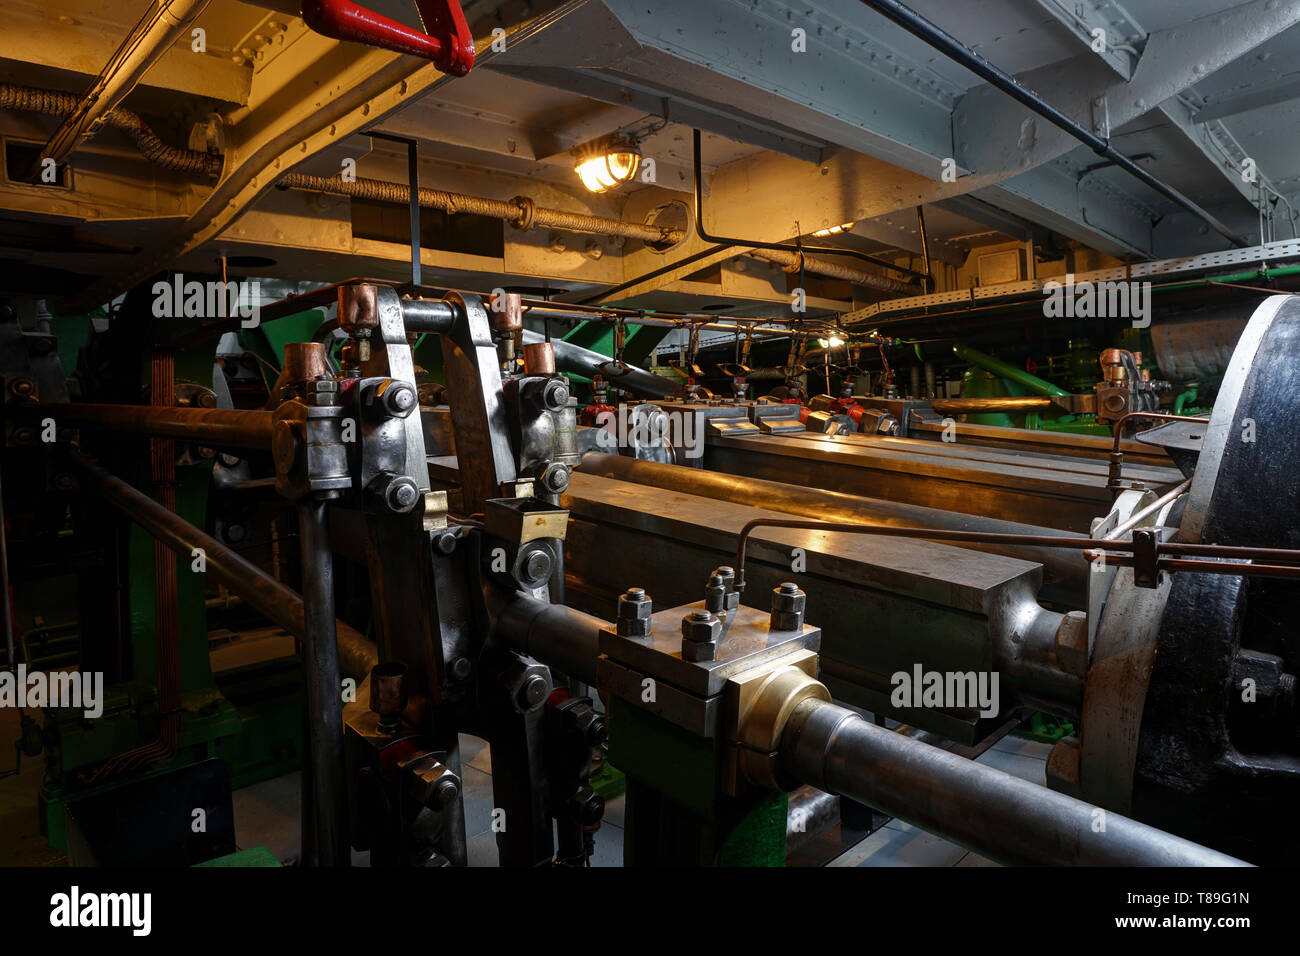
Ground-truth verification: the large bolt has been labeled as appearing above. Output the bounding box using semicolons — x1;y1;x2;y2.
381;381;417;418
388;477;420;512
518;673;550;709
10;378;35;398
616;588;653;637
429;774;460;810
704;572;727;615
770;582;806;632
540;462;570;494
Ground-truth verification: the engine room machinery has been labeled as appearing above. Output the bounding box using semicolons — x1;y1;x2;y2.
3;0;1300;880
3;276;1298;869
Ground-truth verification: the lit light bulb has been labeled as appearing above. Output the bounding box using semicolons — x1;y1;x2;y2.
575;147;640;193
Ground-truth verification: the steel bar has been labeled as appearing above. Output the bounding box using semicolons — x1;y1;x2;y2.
855;0;1245;248
782;698;1250;865
65;451;376;679
31;403;273;449
576;453;1086;595
297;499;350;868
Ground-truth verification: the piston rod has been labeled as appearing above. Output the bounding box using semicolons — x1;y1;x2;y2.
781;698;1249;866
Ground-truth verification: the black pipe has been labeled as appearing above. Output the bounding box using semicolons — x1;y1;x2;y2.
692;129;931;282
297;499;350;868
856;0;1245;248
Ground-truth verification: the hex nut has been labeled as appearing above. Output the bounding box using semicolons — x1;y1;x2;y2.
771;582;807;614
681;639;718;662
616;588;653;637
770;584;806;632
681;610;721;644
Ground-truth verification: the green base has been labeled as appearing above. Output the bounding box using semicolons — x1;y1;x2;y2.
195;846;281;867
1013;712;1076;744
608;697;787;866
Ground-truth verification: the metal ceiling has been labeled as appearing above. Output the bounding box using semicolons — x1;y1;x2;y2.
1;0;1299;312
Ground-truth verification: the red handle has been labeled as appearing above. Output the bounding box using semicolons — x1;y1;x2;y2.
301;0;475;76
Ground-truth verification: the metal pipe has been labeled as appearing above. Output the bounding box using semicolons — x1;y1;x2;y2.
31;403;273;449
41;0;212;167
65;450;377;679
916;206;934;292
280;172;681;246
930;396;1057;414
521;329;684;398
401;298;458;333
297;499;350;867
495;595;606;685
1105;478;1191;540
952;343;1070;397
781;698;1250;865
856;0;1245;248
574;453;1086;594
0;82;220;176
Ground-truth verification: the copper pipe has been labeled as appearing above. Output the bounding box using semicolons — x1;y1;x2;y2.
731;516;1300;591
1111;411;1210;450
28;403;273;449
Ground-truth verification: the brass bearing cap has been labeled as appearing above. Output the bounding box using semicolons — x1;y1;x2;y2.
737;663;829;791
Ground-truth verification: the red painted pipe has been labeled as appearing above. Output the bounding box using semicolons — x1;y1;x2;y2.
301;0;475;76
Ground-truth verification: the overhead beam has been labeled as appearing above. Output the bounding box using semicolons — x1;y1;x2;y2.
953;0;1300;186
489;0;961;172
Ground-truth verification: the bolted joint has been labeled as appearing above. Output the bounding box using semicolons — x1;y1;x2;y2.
681;609;721;662
539;462;571;494
770;582;806;632
402;753;460;812
616;587;652;637
704;572;727;614
379;380;417;418
367;472;421;513
305;378;339;407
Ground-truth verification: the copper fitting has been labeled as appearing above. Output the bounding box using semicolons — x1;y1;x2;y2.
522;342;556;376
283;342;329;384
487;291;523;333
338;283;379;332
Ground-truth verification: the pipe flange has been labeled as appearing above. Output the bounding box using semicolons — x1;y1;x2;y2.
511;196;537;231
736;659;829;791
